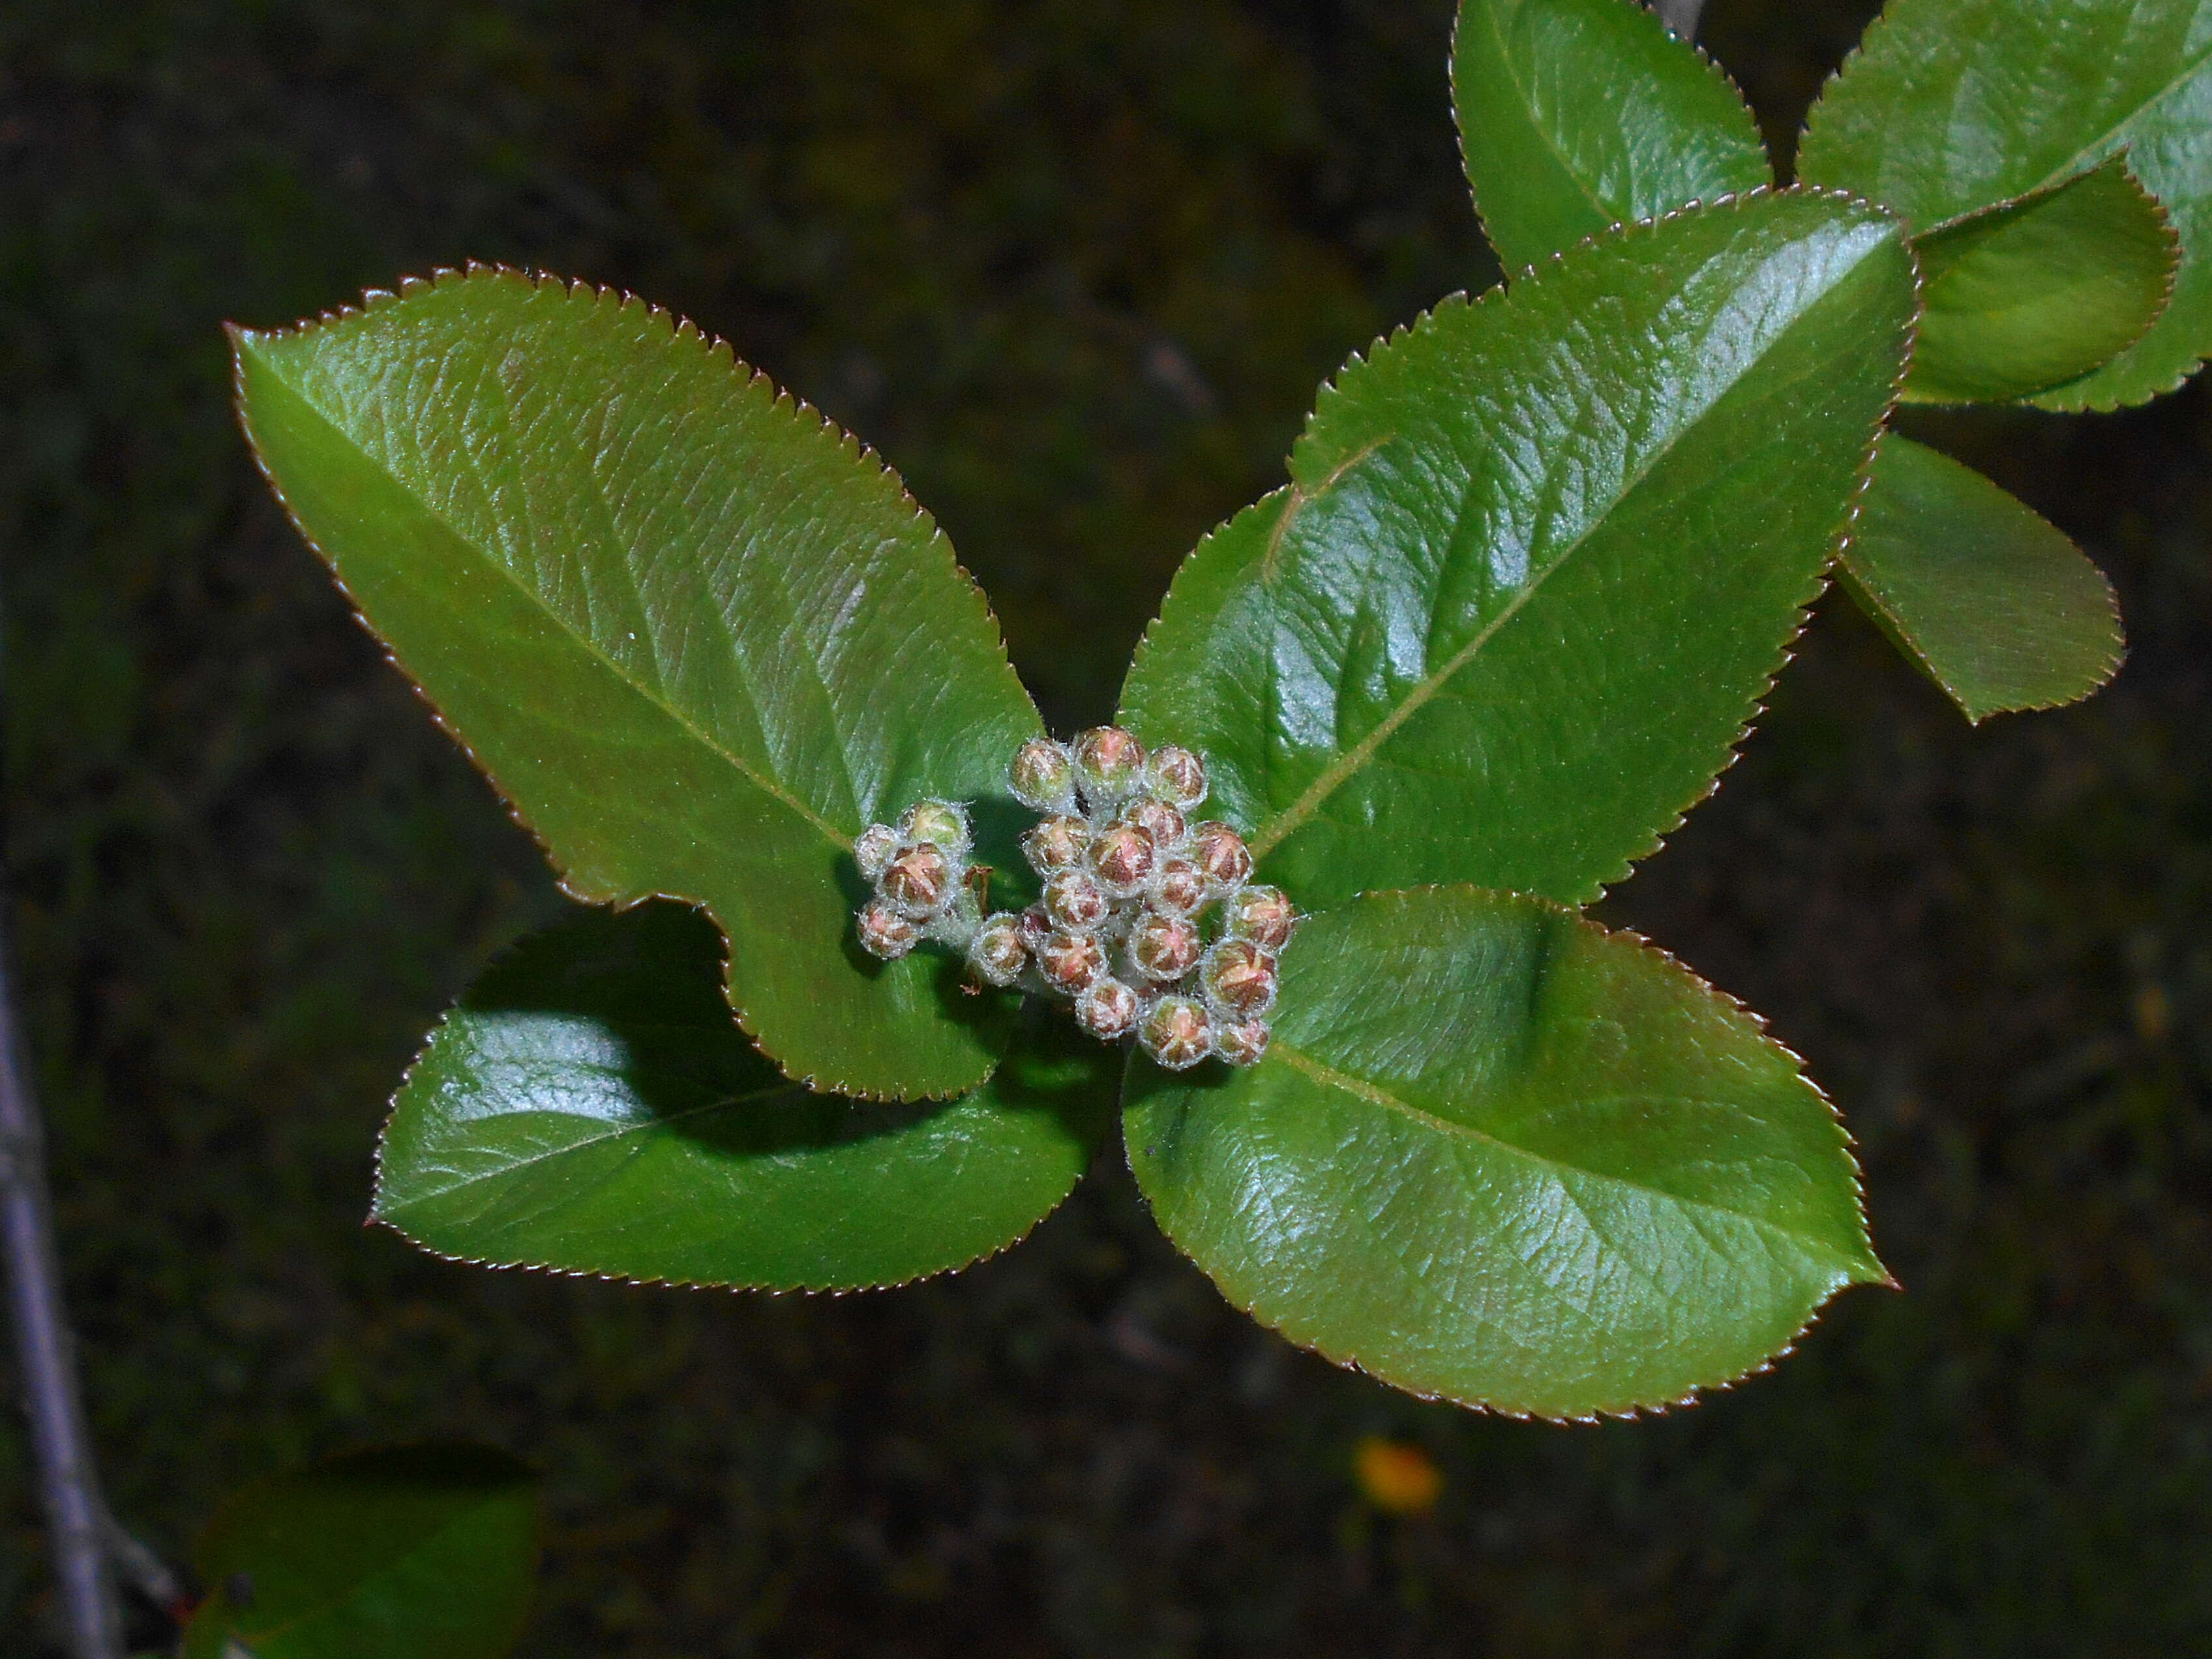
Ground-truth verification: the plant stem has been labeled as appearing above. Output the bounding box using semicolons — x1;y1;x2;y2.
0;912;125;1658
1653;0;1706;39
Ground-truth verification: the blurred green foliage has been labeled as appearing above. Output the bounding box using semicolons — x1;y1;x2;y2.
1;0;2208;1652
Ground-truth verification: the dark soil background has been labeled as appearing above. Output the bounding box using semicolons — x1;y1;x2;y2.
4;1;2209;1652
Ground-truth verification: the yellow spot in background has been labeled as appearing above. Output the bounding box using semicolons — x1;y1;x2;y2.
2136;983;2172;1042
1354;1435;1442;1516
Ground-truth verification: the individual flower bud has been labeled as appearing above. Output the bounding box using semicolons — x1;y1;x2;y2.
1203;938;1279;1019
1017;904;1053;952
966;912;1028;987
1189;820;1254;890
1214;1018;1272;1068
1009;738;1077;813
1146;744;1208;809
881;841;957;917
1072;726;1146;805
1022;813;1092;874
903;798;971;852
1139;995;1213;1070
854;822;901;884
1076;977;1143;1040
857;897;921;959
1088;822;1156;897
1036;929;1108;995
1043;868;1111;931
1223;884;1298;951
1149;858;1208;916
1131;911;1203;983
1118;797;1188;852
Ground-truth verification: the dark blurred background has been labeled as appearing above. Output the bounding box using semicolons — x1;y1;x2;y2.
3;0;2209;1651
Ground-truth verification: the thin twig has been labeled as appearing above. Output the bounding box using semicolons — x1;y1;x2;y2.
104;1514;186;1621
1653;0;1707;40
0;910;125;1658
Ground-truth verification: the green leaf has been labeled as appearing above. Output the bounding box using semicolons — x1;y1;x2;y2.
1124;887;1885;1419
1904;156;2177;404
1119;192;1915;910
374;901;1114;1291
1797;0;2212;410
231;268;1043;1102
1842;434;2122;721
182;1444;539;1659
1451;0;1771;273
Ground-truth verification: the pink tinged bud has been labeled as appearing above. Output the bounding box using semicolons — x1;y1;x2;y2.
1203;938;1278;1019
857;898;921;959
1017;904;1053;951
881;841;956;917
1022;813;1092;874
1189;821;1254;889
1149;858;1207;916
854;822;900;884
1088;823;1156;896
1008;738;1075;818
1072;726;1146;804
1118;797;1188;852
1042;868;1111;932
1214;1018;1272;1068
1009;738;1077;813
1140;995;1214;1070
1076;977;1143;1039
1036;929;1108;994
1146;744;1208;809
967;913;1028;987
1131;912;1203;982
903;798;970;852
1224;884;1298;951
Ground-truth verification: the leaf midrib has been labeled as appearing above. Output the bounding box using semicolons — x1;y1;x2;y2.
384;1080;803;1211
1486;0;1617;228
248;341;854;852
1270;1040;1855;1259
1246;221;1881;861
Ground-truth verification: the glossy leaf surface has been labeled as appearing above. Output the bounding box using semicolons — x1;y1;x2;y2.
1452;0;1770;273
1120;194;1915;908
1906;156;2177;404
1797;0;2212;410
182;1444;539;1659
1842;435;2122;721
232;269;1042;1101
376;901;1114;1291
1124;888;1885;1419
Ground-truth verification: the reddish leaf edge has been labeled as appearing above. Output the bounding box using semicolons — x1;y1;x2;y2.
1836;516;2127;725
1119;187;1924;910
364;906;1096;1296
1445;0;1780;276
1125;882;1895;1424
1799;10;2211;415
1904;153;2182;409
226;262;1040;1103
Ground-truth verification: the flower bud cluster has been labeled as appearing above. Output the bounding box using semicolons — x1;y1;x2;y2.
851;798;985;962
851;729;1298;1070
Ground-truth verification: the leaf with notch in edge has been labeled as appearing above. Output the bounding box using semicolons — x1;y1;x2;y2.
1796;0;2212;411
231;267;1043;1104
1451;0;1771;275
1118;191;1916;910
374;900;1116;1291
181;1443;539;1659
1903;154;2178;404
1841;434;2123;721
1123;886;1885;1420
